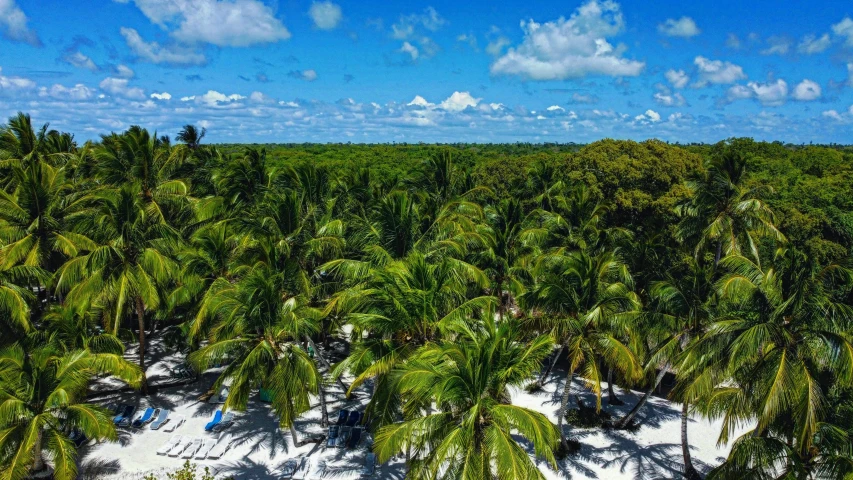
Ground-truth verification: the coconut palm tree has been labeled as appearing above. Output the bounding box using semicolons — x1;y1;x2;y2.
0;344;140;480
188;265;322;445
55;186;179;393
374;311;558;479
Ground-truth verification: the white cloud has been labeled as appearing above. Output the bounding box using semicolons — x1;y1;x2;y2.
115;0;290;47
150;92;172;100
120;27;206;65
725;33;741;49
391;7;445;39
188;90;246;107
116;65;135;78
832;17;853;47
309;1;342;30
726;84;753;102
634;109;661;123
546;105;565;112
63;52;98;71
39;83;94;101
822;110;843;121
485;36;510;56
665;69;689;88
748;79;788;106
0;0;39;45
848;63;853;87
439;91;480;112
407;95;433;108
249;91;276;104
399;41;419;60
797;34;831;54
491;0;645;80
0;67;36;91
760;36;791;55
657;17;700;38
99;77;145;100
288;69;318;81
654;91;686;106
570;93;599;104
792;79;821;101
693;56;746;87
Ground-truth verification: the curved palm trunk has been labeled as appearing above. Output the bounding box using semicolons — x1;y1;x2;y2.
135;296;149;394
304;335;349;395
681;401;701;480
557;371;575;451
536;345;564;387
606;369;622;405
32;430;45;472
289;423;300;448
615;366;668;429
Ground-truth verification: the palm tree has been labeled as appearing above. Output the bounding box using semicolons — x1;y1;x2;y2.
0;344;140;480
55;186;179;393
374;312;558;479
189;265;322;445
676;147;784;266
521;249;641;452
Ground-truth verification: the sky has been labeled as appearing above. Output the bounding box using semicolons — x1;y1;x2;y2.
0;0;852;143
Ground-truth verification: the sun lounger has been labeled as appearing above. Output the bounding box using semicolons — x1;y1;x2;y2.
280;457;303;479
212;412;234;432
131;407;158;428
168;437;192;457
181;437;203;459
345;411;361;427
164;414;185;432
157;435;183;456
360;452;377;477
204;410;223;431
206;433;232;459
195;436;217;459
348;427;363;448
114;404;136;426
335;427;351;448
208;386;229;404
336;409;349;426
150;409;169;430
292;457;310;480
326;425;339;447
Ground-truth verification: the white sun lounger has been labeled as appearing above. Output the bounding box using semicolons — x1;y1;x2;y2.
150;409;170;430
168;437;192;457
195;436;217;459
156;435;182;456
205;433;232;459
181;438;203;459
163;414;186;433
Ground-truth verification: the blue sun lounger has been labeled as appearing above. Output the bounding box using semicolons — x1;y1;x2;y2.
113;404;135;426
204;410;223;431
131;407;156;428
345;411;361;427
326;425;339;447
348;427;363;448
336;409;349;426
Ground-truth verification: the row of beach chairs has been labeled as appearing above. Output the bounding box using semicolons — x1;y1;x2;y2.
326;409;365;449
156;433;232;460
112;404;186;432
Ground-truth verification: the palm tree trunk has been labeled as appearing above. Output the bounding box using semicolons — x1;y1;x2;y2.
681;401;701;480
606;369;622;405
304;335;350;395
318;381;329;427
32;430;45;472
557;371;574;451
536;345;564;387
135;296;149;395
615;366;668;429
496;278;503;321
714;241;722;266
289;423;300;448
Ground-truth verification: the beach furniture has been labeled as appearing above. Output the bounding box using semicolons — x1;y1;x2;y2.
292;457;310;480
195;436;217;459
113;404;136;426
345;411;361;427
335;427;351;448
206;434;232;459
157;435;183;456
168;437;192;457
181;437;203;459
336;409;349;426
212;412;234;432
280;458;304;479
164;414;185;432
131;407;158;428
150;409;170;430
326;425;339;447
360;452;377;477
348;427;363;448
204;410;223;431
209;386;229;404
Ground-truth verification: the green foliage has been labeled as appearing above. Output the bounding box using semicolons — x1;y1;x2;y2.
142;461;229;480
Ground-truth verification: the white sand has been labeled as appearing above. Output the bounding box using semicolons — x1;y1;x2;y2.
79;339;745;479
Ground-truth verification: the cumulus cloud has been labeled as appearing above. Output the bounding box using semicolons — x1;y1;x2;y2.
760;36;791;55
439;91;480;111
665;69;689;88
657;17;700;38
399;41;419;60
822;110;843;121
792;79;821;101
569;93;599;104
634;109;661;123
654;85;686;106
288;69;318;81
114;0;290;46
62;52;98;71
181;90;246;107
797;34;831;54
748;79;788;106
694;56;746;87
491;0;645;80
150;92;172;100
391;6;446;39
116;65;135;78
99;77;145;100
309;1;342;30
39;84;95;101
832;17;853;47
120;28;206;65
0;67;36;92
0;0;39;45
725;33;741;49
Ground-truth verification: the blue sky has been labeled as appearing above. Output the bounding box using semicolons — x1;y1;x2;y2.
0;0;852;143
